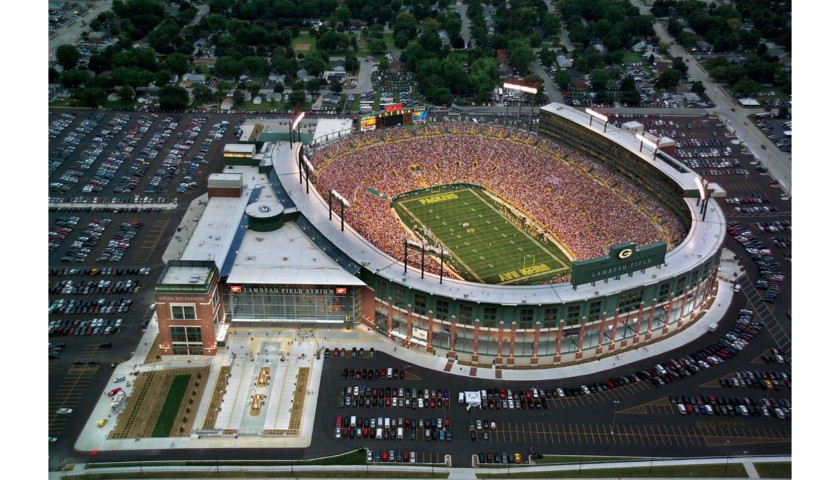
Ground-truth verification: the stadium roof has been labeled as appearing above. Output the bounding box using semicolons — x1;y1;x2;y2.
180;142;364;287
226;222;366;286
273;122;727;305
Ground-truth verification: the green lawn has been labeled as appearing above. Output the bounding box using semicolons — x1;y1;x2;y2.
393;186;571;284
623;51;643;63
292;33;317;52
151;374;190;437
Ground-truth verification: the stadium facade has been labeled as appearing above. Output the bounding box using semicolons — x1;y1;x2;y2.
154;104;727;365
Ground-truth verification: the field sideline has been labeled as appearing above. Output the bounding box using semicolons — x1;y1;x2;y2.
393;186;571;285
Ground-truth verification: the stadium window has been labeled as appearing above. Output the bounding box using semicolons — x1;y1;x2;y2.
459;304;473;325
587;301;602;320
482;307;497;328
376;278;389;298
435;300;449;320
565;305;581;324
618;289;643;313
394;287;406;309
171;304;197;320
519;309;534;329
543;308;557;329
675;276;686;296
413;294;427;315
658;283;671;303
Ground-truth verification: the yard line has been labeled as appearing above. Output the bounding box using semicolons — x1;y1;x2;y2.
395;200;485;282
467;188;570;269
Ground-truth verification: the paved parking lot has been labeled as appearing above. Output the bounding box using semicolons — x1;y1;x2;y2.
47;110;792;471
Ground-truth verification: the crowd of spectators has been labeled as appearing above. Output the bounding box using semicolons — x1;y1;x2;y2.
308;124;687;281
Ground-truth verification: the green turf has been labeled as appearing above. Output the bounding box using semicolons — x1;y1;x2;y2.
393;186;571;285
151;374;191;437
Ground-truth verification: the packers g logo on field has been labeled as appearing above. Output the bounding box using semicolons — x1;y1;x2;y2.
618;248;634;260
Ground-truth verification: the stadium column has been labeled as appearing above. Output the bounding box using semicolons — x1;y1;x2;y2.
472;319;480;362
447;315;457;359
406;307;413;345
677;290;690;328
426;310;434;353
507;322;516;364
662;294;674;334
575;317;586;359
531;321;540;364
608;309;619;351
596;311;607;355
645;299;656;340
633;302;644;344
621;311;630;348
387;297;394;337
496;322;505;365
701;274;714;309
690;286;701;319
554;320;564;363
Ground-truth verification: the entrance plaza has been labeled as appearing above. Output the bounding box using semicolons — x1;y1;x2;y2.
73;247;741;453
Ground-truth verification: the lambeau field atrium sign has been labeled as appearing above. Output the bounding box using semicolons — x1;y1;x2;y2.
570;242;667;287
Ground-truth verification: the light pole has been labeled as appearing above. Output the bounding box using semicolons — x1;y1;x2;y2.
610;400;619;435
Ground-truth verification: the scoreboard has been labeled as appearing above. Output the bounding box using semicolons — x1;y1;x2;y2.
359;106;425;132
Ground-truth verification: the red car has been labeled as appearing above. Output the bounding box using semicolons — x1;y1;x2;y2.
381;450;388;462
108;387;123;397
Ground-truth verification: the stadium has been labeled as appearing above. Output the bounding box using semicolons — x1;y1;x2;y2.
154;103;726;365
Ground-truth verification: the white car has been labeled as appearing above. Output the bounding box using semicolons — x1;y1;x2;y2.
335;427;342;439
581;385;590;395
56;408;73;414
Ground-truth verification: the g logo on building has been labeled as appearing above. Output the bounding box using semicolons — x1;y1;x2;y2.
258;205;271;213
618;248;634;260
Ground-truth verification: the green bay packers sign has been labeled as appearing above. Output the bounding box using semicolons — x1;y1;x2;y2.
571;242;667;286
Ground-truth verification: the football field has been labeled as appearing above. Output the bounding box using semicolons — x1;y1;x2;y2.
392;187;571;285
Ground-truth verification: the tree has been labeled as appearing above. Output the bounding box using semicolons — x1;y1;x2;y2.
164;53;190;76
344;54;359;74
393;12;418;41
287;89;307;109
192;84;214;104
368;39;388;56
158;85;190;110
655;69;681;90
60;69;90;89
49;67;61;84
118;85;136;103
553;69;571;90
302;52;327;76
329;78;343;94
305;78;322;96
507;39;535;75
73;87;106;108
56;44;81;70
691;81;706;94
232;89;245;105
672;57;688;77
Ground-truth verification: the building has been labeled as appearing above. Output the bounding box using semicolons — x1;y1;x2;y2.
155;108;726;365
155;260;225;355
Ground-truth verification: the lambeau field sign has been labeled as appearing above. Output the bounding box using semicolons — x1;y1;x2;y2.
570;242;667;286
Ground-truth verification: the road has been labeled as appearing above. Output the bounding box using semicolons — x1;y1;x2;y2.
543;0;575;53
628;0;792;194
49;0;113;61
453;2;472;48
528;61;564;104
